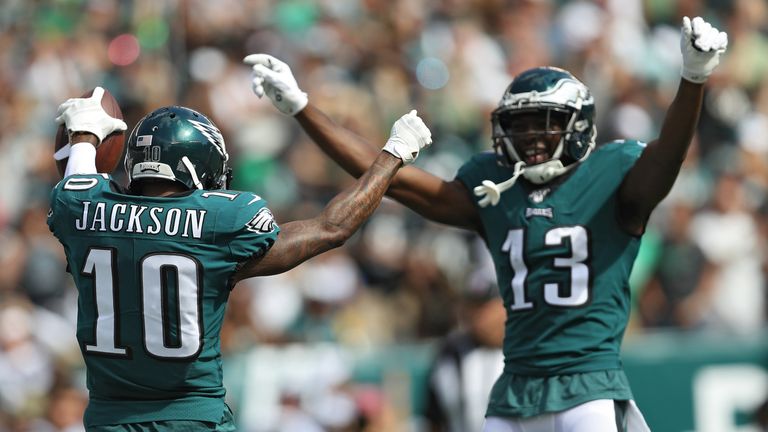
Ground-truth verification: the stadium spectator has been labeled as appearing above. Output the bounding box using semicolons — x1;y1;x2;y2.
638;200;717;329
425;261;505;432
689;172;765;333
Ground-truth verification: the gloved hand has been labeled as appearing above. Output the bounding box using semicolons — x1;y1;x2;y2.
54;87;127;144
680;16;728;84
383;110;432;165
243;53;308;116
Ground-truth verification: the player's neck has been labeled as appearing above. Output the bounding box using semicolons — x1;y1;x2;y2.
138;181;189;197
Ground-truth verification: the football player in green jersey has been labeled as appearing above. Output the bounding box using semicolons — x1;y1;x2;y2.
49;87;432;430
246;16;727;432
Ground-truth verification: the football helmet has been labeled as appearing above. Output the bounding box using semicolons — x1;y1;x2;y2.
491;66;596;184
124;106;231;191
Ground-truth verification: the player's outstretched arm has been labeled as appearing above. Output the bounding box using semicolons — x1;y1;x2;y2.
618;16;727;235
243;54;482;232
234;111;432;280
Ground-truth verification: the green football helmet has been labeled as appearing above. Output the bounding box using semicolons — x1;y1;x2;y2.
491;67;596;184
124;106;231;191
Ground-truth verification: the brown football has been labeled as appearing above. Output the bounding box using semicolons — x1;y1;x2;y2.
54;87;125;178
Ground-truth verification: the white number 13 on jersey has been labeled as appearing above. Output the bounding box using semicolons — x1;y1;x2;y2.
502;226;590;311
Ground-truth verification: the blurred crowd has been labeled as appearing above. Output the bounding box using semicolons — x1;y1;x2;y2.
0;0;767;430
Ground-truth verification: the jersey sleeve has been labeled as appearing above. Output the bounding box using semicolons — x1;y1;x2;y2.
216;194;280;263
47;174;112;239
455;152;499;196
455;156;480;190
606;139;647;188
47;182;62;235
608;139;646;174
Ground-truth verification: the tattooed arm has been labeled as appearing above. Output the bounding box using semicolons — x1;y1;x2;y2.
233;110;431;281
232;109;430;281
234;152;402;280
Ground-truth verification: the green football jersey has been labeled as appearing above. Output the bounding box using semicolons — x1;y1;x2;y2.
456;140;645;376
47;174;279;427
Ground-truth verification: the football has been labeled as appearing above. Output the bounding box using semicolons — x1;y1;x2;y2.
54;87;126;178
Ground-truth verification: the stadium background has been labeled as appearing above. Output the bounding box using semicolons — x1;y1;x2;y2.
0;0;767;430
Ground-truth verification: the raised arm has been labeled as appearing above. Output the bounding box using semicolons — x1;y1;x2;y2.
296;104;481;230
234;111;432;281
54;87;127;177
243;54;482;232
618;17;727;235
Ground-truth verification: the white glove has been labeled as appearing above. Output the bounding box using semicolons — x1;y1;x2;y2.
54;87;127;144
680;16;728;84
243;53;308;116
383;110;432;165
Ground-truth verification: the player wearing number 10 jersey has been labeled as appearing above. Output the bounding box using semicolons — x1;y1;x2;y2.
49;96;432;430
48;176;278;426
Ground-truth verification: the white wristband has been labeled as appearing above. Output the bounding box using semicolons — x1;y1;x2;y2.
64;142;98;177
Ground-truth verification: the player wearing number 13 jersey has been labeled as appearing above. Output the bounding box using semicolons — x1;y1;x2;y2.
250;15;728;431
49;98;432;430
456;139;644;414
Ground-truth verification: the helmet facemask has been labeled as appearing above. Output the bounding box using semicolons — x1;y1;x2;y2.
493;107;571;166
474;67;597;207
490;68;597;185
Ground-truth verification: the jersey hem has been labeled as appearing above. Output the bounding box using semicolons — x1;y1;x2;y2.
84;396;226;427
503;358;623;376
486;390;635;419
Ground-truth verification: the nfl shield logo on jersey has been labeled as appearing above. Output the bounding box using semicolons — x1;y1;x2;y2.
528;188;550;203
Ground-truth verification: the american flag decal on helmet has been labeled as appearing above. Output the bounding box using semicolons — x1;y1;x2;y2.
246;208;276;233
136;135;153;147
